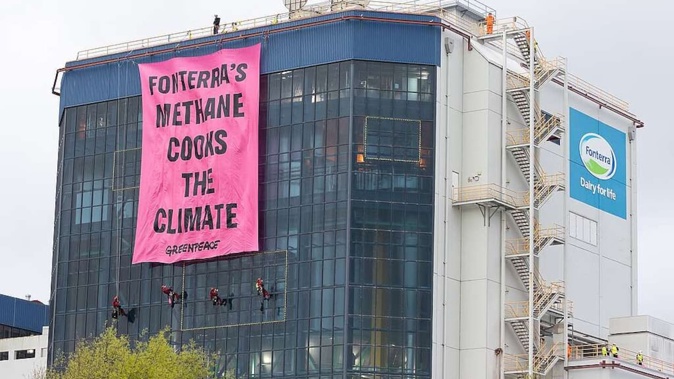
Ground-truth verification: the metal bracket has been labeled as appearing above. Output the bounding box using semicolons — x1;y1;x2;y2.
477;204;502;226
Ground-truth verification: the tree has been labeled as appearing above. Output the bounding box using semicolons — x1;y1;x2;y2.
44;327;217;379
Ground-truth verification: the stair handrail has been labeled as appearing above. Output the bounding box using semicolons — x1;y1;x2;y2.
533;277;565;313
452;183;527;207
538;172;565;188
436;8;482;36
506;70;530;90
504;353;529;373
534;56;564;78
506;238;529;256
536;224;564;240
505;300;529;319
534;342;564;373
571;343;674;375
549;299;573;317
534;113;563;144
509;223;565;255
533;224;565;250
506;128;530;146
476;15;530;36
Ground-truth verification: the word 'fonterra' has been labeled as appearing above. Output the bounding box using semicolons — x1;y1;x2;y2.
584;146;611;165
579;133;616;180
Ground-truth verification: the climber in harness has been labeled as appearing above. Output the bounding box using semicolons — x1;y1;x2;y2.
111;296;127;319
256;278;272;312
210;287;226;306
161;284;185;308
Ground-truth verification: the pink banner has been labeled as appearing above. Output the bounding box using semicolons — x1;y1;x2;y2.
133;45;260;264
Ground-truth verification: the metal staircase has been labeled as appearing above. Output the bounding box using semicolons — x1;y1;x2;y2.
513;32;534;66
451;16;571;379
510;208;531;238
499;25;569;379
510;319;539;353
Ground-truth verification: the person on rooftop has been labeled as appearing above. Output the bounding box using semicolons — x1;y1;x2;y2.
486;12;495;34
213;15;221;35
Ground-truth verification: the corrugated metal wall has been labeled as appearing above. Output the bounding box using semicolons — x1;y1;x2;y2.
58;10;441;114
0;295;49;334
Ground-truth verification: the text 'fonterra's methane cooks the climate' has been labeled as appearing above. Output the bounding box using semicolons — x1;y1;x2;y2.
133;45;261;264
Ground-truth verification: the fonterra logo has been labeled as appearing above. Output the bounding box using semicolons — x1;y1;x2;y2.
579;133;616;180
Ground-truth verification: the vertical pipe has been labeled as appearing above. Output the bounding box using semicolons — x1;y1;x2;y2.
527;26;536;378
563;57;570;378
49;114;67;366
442;35;451;379
499;29;508;379
630;124;638;316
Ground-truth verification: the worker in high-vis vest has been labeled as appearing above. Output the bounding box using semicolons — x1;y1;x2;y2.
636;351;644;365
601;344;608;356
611;343;619;358
486;13;494;34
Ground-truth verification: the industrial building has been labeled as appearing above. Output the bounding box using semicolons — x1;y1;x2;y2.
0;294;50;379
49;0;647;378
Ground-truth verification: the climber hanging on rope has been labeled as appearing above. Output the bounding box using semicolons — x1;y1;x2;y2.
256;278;272;312
256;278;271;300
111;296;127;319
161;284;185;308
210;287;226;306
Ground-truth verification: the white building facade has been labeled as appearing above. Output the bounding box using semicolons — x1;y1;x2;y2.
0;326;49;379
429;3;642;378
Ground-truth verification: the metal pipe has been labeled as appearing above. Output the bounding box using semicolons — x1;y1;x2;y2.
551;78;644;128
441;33;451;379
629;113;639;315
563;56;570;379
499;27;508;379
527;26;535;379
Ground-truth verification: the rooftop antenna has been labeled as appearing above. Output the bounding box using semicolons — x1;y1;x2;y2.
284;0;308;19
284;0;308;12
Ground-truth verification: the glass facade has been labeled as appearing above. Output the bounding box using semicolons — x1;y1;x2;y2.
0;325;38;340
50;60;435;378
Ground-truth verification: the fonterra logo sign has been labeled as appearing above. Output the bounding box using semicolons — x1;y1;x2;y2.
570;108;626;219
579;133;616;180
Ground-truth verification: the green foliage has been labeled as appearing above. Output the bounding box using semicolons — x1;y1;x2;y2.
45;327;215;379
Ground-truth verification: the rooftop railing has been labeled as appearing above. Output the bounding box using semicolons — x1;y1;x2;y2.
571;344;673;375
72;0;631;113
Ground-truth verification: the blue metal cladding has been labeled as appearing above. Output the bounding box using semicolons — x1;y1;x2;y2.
0;295;50;334
58;10;441;114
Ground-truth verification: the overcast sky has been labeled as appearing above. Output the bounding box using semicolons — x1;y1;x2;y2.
0;0;671;322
